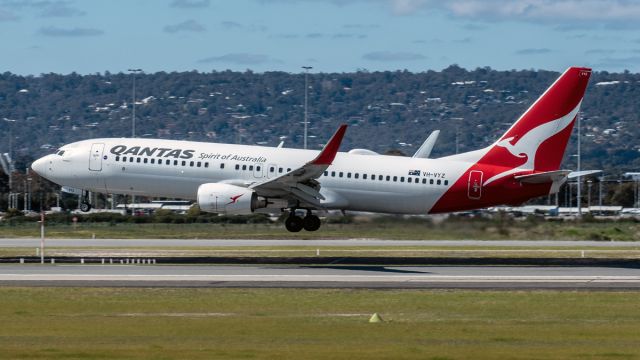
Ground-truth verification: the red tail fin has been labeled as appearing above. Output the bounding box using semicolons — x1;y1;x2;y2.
481;67;591;173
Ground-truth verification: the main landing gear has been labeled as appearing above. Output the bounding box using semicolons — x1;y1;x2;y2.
79;190;92;212
285;210;321;232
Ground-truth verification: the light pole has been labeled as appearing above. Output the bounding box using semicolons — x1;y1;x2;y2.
576;113;582;216
232;115;251;144
128;69;143;138
302;66;312;149
3;118;16;209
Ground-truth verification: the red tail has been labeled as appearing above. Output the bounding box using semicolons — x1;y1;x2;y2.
481;67;591;172
430;67;592;213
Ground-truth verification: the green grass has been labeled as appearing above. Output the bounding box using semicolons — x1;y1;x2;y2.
2;219;640;240
1;288;639;359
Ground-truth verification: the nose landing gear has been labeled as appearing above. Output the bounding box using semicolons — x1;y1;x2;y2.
284;210;321;232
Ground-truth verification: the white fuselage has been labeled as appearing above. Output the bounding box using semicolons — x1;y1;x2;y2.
33;138;476;214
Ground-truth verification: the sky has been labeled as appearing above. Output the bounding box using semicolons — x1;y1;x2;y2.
1;0;640;75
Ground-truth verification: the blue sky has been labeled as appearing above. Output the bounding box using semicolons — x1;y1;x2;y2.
1;0;639;75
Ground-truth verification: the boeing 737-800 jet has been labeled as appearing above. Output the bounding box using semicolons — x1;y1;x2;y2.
31;67;592;232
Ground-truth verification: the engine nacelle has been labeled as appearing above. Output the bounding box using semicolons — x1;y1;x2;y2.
197;183;266;215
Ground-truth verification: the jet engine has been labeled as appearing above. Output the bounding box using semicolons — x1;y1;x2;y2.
197;183;267;215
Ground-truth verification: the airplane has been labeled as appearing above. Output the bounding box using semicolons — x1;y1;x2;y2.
31;66;592;232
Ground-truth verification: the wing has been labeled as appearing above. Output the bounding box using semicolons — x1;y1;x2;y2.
250;124;347;207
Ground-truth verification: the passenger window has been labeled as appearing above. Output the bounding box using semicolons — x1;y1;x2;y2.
205;163;209;168
190;161;194;167
331;171;336;177
444;180;449;186
159;159;164;165
379;175;383;181
182;161;186;166
115;156;120;161
143;158;147;164
355;173;359;179
236;164;240;170
270;166;275;172
287;168;291;172
136;158;141;163
430;179;434;185
173;160;178;165
386;175;390;181
123;156;127;162
151;158;155;164
362;174;367;180
166;161;170;166
422;178;426;184
242;164;247;170
324;171;328;176
249;165;253;171
393;176;397;182
407;177;411;183
220;163;225;169
279;167;283;173
437;179;442;185
347;173;351;178
256;166;260;171
400;177;405;182
339;172;344;178
196;162;201;167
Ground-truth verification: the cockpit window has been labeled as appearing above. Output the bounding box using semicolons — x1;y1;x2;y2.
57;150;65;156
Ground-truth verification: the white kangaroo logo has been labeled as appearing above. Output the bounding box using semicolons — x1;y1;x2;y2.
483;101;581;186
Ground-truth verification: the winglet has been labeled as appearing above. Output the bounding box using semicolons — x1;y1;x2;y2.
311;124;347;165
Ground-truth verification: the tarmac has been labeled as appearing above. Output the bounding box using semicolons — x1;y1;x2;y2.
2;264;640;289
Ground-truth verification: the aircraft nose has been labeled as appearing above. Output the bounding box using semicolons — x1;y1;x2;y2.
31;156;48;177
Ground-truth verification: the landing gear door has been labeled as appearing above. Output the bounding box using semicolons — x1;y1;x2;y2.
467;170;483;200
89;143;105;171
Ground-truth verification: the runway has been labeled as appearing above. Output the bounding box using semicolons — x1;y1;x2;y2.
3;238;640;248
2;264;640;289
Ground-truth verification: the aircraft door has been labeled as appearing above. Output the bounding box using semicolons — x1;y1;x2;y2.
253;163;263;178
267;163;277;179
89;143;105;171
467;170;483;200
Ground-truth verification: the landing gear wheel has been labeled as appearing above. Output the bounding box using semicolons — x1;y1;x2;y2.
303;214;321;232
79;202;92;212
285;215;304;232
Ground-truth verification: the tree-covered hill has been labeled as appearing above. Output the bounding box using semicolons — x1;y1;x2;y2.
1;66;639;174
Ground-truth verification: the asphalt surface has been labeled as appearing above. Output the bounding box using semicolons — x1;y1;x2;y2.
2;264;640;289
3;238;640;248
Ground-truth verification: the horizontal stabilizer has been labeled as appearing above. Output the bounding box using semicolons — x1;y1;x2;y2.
568;170;602;179
515;170;571;184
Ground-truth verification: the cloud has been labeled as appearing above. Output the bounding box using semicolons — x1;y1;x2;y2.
271;33;299;39
584;49;616;55
169;0;210;8
264;0;640;25
221;21;242;29
39;2;85;17
0;9;18;21
363;51;426;61
38;26;103;37
343;23;380;29
198;53;281;65
163;19;205;33
515;48;552;55
594;56;640;70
